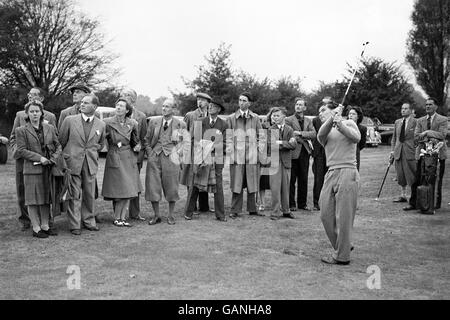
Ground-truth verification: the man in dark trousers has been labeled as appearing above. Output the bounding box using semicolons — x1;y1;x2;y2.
181;92;212;213
184;97;228;221
312;103;328;211
285;98;316;211
9;87;57;232
404;98;447;213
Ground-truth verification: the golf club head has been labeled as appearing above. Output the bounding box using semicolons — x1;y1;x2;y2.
375;197;379;201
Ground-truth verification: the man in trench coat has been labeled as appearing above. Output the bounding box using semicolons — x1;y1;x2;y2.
227;92;265;218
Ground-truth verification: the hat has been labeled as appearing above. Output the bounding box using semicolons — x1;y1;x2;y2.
240;92;253;102
196;92;212;102
69;83;91;94
210;96;225;113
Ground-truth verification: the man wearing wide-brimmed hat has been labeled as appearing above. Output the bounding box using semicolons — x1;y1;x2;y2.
57;82;91;131
180;92;212;213
184;96;228;221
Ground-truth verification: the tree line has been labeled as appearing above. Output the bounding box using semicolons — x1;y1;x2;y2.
1;0;448;137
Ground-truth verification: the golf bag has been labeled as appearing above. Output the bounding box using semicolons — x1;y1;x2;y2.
416;154;438;214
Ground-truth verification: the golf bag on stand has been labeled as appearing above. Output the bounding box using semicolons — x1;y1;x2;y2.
416;154;438;214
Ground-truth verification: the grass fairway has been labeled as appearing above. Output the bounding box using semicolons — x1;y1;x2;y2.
0;145;449;299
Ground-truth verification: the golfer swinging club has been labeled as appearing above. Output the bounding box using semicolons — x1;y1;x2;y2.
317;99;361;265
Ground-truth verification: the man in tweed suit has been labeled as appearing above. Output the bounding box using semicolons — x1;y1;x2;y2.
145;98;187;225
390;103;417;204
9;87;57;232
59;94;106;235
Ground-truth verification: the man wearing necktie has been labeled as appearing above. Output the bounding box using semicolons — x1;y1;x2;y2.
227;92;265;218
145;98;187;225
390;103;417;203
404;98;448;212
285;98;316;211
181;92;212;213
59;94;106;235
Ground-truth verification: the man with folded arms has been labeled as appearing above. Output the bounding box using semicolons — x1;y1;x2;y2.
267;107;297;220
317;103;360;265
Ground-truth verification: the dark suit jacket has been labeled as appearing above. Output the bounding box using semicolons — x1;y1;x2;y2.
311;117;325;159
391;116;417;161
268;123;296;169
59;114;106;175
285;114;316;159
15;122;61;175
131;108;148;164
414;113;448;160
201;116;228;164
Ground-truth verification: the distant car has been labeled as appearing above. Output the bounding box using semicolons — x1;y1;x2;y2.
96;106;116;154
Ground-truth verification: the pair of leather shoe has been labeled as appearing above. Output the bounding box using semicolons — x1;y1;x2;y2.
131;215;146;221
148;217;162;225
167;216;176;225
216;217;227;222
313;205;320;211
283;213;295;219
33;230;49;238
44;228;58;236
184;215;192;220
83;224;99;231
71;229;81;236
249;212;264;216
229;213;238;219
321;256;350;265
298;206;311;211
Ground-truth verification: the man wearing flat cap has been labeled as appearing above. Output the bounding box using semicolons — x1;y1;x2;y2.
184;96;228;221
58;83;91;131
227;92;265;218
181;92;212;214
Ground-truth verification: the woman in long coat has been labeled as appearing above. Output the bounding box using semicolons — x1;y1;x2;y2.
102;98;142;227
15;100;61;238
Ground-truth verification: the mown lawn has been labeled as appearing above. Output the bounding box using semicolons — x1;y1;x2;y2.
0;145;449;299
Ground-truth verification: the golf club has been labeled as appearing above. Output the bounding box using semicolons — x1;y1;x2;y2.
340;41;370;106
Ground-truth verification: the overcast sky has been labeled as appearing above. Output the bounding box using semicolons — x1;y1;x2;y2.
77;0;417;100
